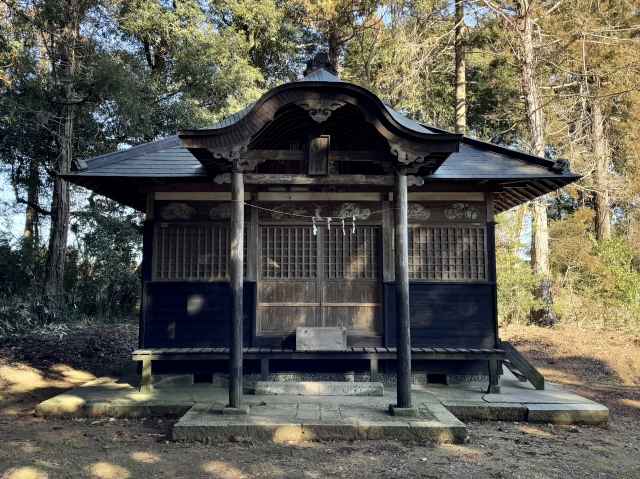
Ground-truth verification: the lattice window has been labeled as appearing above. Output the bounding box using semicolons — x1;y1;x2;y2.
325;226;379;280
153;223;229;281
408;225;486;281
261;225;317;279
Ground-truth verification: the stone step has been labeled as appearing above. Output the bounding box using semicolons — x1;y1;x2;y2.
172;401;468;444
254;381;384;397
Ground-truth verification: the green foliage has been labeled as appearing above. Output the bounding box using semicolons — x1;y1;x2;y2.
343;1;455;128
68;195;143;320
0;234;57;335
495;209;540;326
550;208;640;330
497;207;640;331
0;195;142;336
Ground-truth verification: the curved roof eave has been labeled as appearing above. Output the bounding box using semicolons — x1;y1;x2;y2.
178;69;461;145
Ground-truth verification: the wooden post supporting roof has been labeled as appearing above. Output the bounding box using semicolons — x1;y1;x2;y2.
229;167;244;408
394;170;413;410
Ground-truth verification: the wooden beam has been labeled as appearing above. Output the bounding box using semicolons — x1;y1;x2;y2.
256;192;382;202
524;182;548;197
394;171;412;409
493;199;509;212
540;179;562;190
214;173;413;186
155;192;251;201
504;187;532;204
239;149;388;162
229;168;244;408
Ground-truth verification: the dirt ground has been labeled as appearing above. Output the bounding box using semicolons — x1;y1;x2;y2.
1;324;640;479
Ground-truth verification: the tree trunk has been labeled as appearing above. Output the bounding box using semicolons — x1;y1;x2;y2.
23;160;40;244
328;30;341;73
518;0;557;326
592;99;611;241
45;9;77;311
45;103;73;306
454;0;466;134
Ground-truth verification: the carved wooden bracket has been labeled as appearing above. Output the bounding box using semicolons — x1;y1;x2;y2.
296;99;346;123
213;173;231;184
389;141;439;170
406;175;424;187
209;141;267;172
210;143;247;161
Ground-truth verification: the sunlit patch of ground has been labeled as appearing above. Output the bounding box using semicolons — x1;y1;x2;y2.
0;363;94;395
0;361;95;416
1;466;49;479
0;364;69;394
620;398;640;410
85;462;130;479
201;461;246;479
518;425;554;438
129;451;160;464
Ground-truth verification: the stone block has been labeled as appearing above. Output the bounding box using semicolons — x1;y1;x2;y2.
444;401;528;421
296;327;347;351
255;381;384;396
152;374;194;388
526;403;609;425
221;406;250;416
388;404;418;417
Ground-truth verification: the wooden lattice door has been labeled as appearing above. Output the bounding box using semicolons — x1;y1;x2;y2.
321;226;382;336
257;224;382;338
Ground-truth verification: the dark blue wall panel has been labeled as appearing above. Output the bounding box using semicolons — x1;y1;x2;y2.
385;282;496;349
142;281;255;348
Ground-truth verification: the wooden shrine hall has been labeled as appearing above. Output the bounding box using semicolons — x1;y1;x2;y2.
65;53;578;413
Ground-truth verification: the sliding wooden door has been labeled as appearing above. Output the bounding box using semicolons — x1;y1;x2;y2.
257;224;382;338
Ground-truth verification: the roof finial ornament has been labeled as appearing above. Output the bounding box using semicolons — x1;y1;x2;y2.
304;51;338;77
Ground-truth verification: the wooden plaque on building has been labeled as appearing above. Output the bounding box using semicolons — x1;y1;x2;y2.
307;135;330;175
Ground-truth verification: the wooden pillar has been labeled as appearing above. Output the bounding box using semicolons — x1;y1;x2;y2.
486;192;499;347
139;193;154;349
229;167;244;408
260;358;270;381
140;357;152;393
486;191;501;394
394;170;412;408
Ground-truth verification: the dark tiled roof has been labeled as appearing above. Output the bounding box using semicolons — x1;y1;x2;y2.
65;66;578;212
69;133;572;181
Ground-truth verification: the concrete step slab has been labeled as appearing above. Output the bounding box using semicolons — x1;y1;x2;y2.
254;381;384;396
172;401;468;444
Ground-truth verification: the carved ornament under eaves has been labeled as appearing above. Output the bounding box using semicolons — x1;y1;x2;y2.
160;202;196;221
296;99;346;123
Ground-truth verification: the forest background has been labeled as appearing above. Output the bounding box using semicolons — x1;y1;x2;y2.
0;0;638;339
